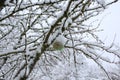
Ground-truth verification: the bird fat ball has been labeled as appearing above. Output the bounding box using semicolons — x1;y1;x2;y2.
53;41;64;50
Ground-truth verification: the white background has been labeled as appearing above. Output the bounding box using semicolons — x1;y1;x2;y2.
98;0;120;45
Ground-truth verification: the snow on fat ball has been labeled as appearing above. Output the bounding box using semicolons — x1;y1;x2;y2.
52;34;65;51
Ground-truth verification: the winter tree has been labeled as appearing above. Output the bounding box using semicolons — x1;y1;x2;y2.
0;0;120;80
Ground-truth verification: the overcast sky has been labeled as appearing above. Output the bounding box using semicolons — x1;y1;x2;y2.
98;0;120;45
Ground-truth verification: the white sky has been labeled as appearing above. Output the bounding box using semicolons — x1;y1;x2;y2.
87;1;120;67
98;0;120;45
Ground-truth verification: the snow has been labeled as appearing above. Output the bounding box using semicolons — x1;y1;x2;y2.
96;0;106;8
64;17;73;28
97;0;105;5
0;49;24;57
